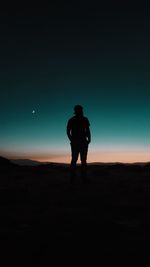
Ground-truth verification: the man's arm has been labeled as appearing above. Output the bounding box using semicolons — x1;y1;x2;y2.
85;118;91;144
86;126;91;144
66;120;72;141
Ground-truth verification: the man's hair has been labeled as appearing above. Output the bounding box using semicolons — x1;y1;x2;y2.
74;105;83;115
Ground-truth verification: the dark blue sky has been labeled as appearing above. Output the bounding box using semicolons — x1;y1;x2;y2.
1;2;150;162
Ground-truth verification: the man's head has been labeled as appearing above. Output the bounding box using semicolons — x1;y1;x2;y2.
74;105;83;116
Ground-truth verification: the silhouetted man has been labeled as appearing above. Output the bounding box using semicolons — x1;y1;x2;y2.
67;105;91;183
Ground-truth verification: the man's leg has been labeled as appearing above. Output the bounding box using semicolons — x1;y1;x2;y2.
70;143;79;183
80;143;88;182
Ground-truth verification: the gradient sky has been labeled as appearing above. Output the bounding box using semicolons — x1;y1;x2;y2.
1;2;150;162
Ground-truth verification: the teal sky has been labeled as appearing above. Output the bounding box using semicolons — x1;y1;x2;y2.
1;3;150;162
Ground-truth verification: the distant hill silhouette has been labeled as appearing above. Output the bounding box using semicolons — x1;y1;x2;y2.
1;155;150;167
0;156;13;167
0;156;17;173
11;159;42;166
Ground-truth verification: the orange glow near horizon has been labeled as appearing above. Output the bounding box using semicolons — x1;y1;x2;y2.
26;151;150;163
5;150;150;163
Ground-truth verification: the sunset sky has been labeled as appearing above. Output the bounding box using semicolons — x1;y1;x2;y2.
1;2;150;163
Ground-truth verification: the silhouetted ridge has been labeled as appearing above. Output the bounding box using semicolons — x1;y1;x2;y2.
0;156;12;166
143;162;150;170
11;159;41;166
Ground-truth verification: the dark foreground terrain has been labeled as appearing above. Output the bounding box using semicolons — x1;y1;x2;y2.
0;157;150;266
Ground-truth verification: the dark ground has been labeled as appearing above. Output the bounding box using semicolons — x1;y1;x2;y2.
0;157;150;266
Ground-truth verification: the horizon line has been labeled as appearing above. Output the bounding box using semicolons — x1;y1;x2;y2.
10;158;150;165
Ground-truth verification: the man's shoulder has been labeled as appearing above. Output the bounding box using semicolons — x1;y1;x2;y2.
83;116;89;121
67;116;76;124
68;116;90;125
83;116;90;125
